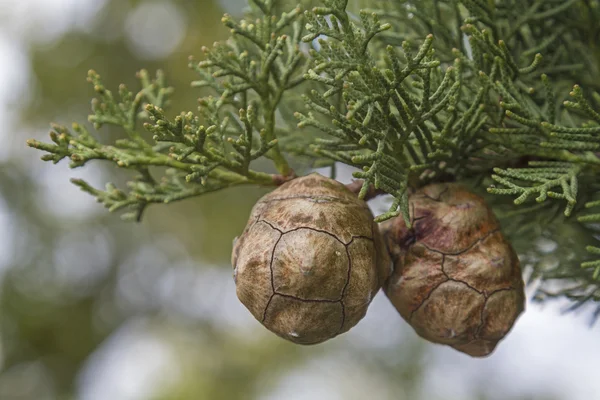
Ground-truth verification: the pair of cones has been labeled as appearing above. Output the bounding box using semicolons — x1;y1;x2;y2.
232;174;525;357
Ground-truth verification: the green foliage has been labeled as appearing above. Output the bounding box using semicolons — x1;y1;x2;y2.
579;198;600;281
28;0;310;221
489;161;580;216
26;0;600;312
293;0;600;227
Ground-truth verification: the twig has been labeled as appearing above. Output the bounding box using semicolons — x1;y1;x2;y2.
346;179;387;201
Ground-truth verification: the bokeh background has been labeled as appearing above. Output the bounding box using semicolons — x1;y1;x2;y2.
0;0;599;399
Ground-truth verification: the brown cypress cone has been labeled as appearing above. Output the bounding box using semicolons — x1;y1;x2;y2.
381;183;525;357
232;173;391;345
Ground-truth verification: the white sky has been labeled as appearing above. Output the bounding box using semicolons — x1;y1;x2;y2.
0;1;599;399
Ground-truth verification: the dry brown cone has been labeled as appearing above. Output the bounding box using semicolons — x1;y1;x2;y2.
381;183;525;357
232;173;391;344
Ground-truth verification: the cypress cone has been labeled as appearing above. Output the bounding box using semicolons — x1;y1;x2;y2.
232;173;391;344
381;183;525;357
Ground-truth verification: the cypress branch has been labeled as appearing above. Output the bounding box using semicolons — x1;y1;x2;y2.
25;0;600;311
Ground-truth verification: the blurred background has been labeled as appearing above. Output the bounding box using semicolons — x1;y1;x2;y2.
0;0;599;399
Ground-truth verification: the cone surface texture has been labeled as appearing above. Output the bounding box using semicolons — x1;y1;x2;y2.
381;183;525;357
232;173;390;344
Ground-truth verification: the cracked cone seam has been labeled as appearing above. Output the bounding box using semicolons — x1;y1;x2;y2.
381;183;526;357
232;173;391;344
